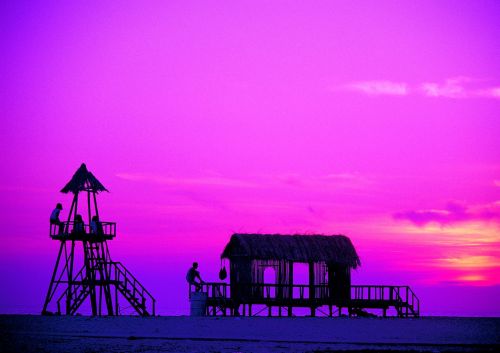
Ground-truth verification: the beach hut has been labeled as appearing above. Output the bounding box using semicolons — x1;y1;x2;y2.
220;233;360;316
195;233;419;317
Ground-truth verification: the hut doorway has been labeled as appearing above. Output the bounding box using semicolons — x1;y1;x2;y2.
263;266;276;299
293;263;309;299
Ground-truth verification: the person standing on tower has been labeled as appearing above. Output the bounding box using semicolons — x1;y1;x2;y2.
50;203;64;234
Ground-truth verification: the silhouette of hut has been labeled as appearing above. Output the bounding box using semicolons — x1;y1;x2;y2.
221;233;360;313
195;233;419;317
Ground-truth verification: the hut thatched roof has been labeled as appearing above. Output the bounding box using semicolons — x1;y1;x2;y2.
221;233;361;268
61;163;109;194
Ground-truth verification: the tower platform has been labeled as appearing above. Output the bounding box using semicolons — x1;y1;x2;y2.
50;221;116;241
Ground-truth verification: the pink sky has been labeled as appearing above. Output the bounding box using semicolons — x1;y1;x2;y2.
1;0;499;316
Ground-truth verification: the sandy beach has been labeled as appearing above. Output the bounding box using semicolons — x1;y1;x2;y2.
0;315;498;352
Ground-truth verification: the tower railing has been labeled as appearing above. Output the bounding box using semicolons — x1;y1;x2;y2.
50;221;116;238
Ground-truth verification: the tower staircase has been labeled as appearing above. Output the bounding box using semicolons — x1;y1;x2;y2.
56;243;155;316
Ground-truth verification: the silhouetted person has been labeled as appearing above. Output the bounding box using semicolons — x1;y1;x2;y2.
50;203;64;234
90;215;103;235
73;214;85;234
186;262;203;292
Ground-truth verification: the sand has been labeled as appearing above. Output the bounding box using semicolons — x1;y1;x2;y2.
0;315;498;352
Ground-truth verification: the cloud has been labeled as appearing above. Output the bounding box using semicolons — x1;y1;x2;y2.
491;87;500;97
118;171;372;192
340;77;500;99
420;77;469;98
344;80;408;96
478;87;500;99
437;255;500;269
393;201;500;227
116;173;258;188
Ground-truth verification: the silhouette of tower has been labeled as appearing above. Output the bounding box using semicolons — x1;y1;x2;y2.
42;163;155;316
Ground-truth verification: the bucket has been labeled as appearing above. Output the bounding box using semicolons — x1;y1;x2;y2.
190;291;208;316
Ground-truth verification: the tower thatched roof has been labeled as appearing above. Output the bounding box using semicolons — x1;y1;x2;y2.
221;233;361;268
60;163;109;194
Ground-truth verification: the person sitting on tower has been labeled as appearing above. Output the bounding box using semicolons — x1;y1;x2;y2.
186;262;204;292
73;214;85;234
90;215;103;235
50;203;64;235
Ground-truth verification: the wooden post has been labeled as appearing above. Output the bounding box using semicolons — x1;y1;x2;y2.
99;283;103;316
288;261;293;316
87;190;91;227
66;240;76;315
65;195;77;233
406;287;409;318
309;262;315;317
84;242;98;315
93;192;99;218
100;243;114;315
74;193;79;221
42;242;64;314
115;276;119;315
309;262;315;300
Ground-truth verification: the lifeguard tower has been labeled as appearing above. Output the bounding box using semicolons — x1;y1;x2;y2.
42;163;155;316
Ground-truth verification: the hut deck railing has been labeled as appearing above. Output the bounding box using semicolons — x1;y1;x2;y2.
191;282;419;317
50;221;116;239
351;285;419;316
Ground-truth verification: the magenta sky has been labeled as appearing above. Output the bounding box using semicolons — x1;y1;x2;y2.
1;1;499;316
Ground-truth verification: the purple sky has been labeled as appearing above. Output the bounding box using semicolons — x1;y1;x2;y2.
1;0;499;316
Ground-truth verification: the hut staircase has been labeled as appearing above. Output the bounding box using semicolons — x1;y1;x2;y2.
393;287;419;318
